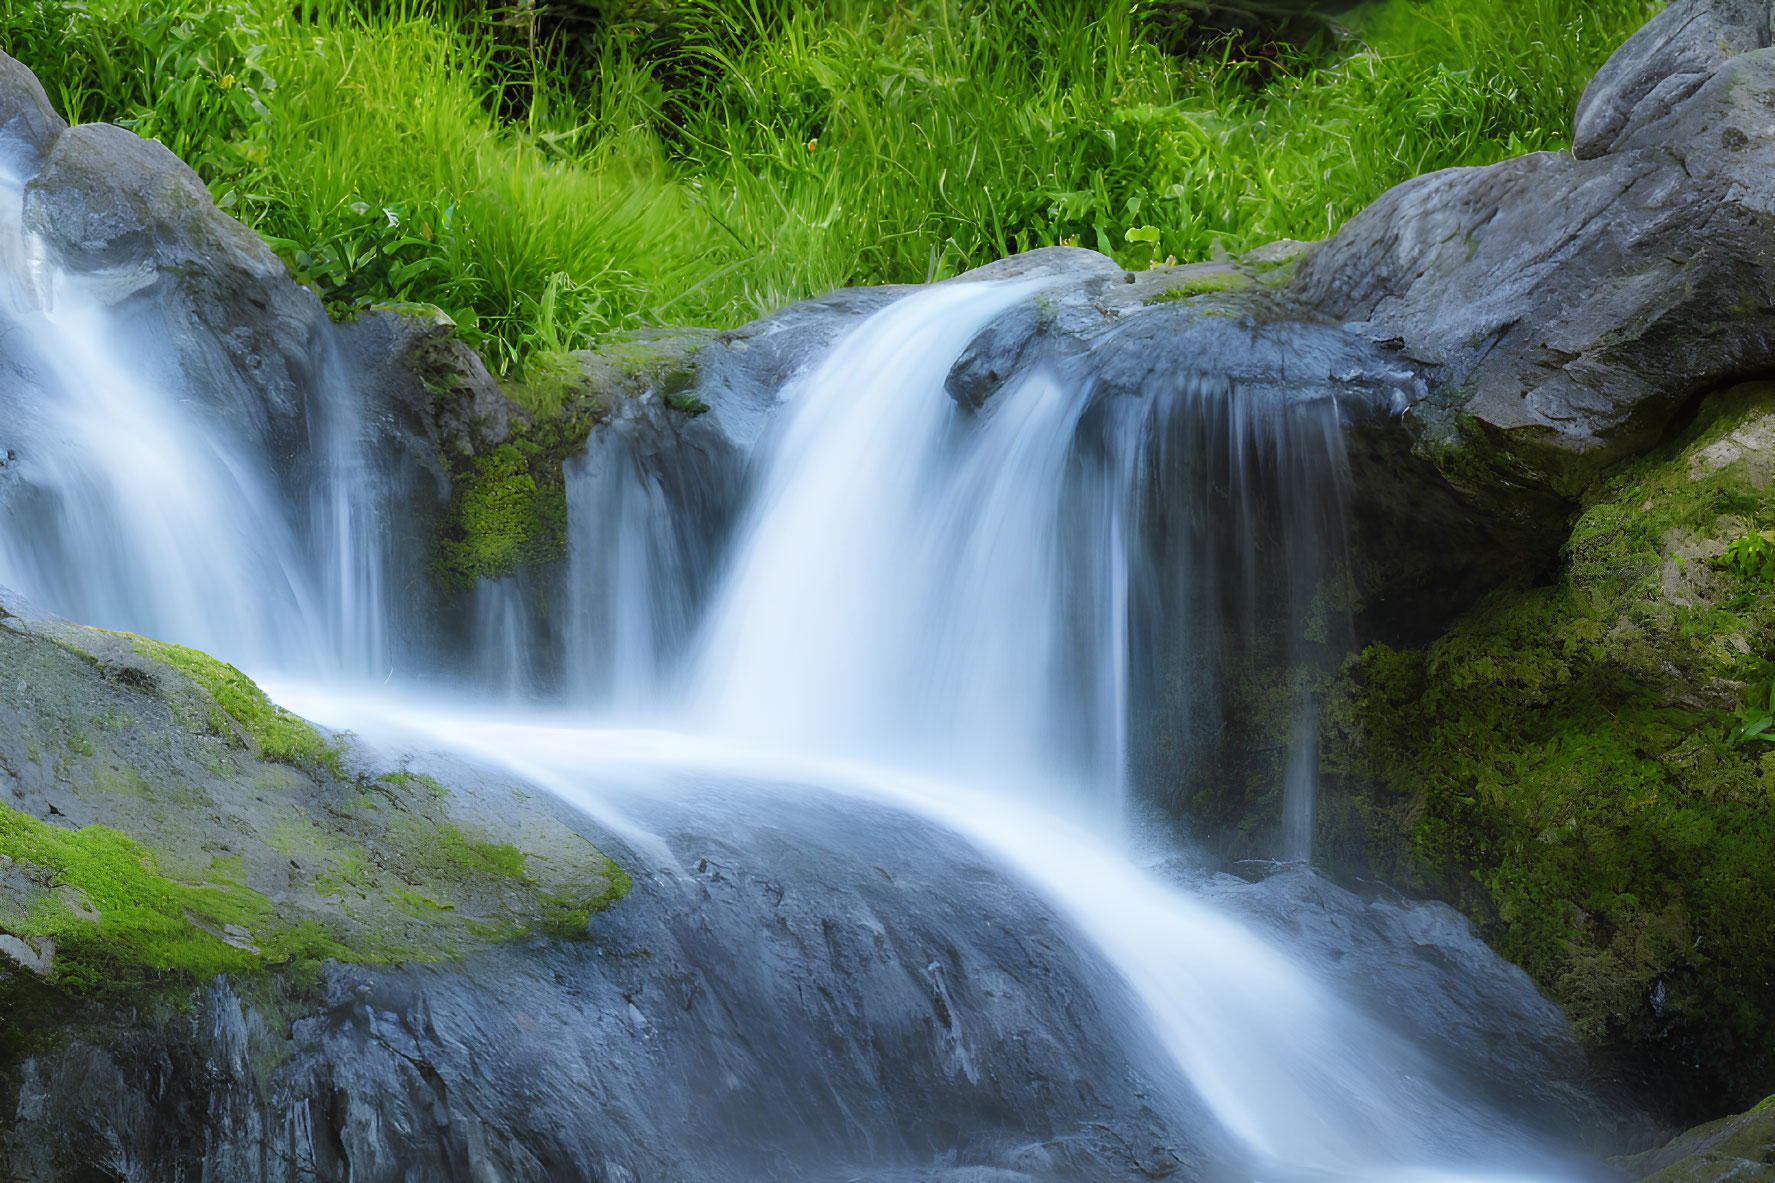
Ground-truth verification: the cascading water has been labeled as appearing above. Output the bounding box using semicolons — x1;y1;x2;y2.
0;166;389;680
689;280;1134;807
0;159;1621;1180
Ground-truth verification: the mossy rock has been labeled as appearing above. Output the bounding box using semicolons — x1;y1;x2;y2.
0;594;628;1027
1320;380;1775;1113
1610;1094;1775;1181
428;330;711;588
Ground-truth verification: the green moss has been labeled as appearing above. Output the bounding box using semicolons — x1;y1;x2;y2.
664;390;711;415
504;349;610;421
381;769;450;798
437;824;526;878
433;442;567;586
1142;270;1247;303
1324;383;1775;1110
424;323;712;587
0;803;276;992
536;861;633;939
127;635;345;774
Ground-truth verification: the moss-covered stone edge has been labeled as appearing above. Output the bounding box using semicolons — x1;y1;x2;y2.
1311;381;1775;1116
0;624;632;1021
414;326;707;589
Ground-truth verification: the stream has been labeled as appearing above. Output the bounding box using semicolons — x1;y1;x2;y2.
0;167;1627;1181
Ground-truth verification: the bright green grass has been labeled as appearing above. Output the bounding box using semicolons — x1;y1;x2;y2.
0;0;1656;383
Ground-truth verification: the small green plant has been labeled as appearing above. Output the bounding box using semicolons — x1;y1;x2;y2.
1721;529;1775;581
1729;679;1775;747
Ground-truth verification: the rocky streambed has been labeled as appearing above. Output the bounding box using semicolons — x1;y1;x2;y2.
0;0;1774;1178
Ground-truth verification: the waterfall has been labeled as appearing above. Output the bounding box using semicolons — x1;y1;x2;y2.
682;276;1355;845
0;165;1610;1179
0;168;389;680
688;280;1136;809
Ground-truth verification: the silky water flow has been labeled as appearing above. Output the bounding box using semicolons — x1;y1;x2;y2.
0;181;1619;1181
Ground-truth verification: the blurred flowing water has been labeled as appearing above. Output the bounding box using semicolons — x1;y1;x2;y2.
0;175;1621;1181
0;172;389;678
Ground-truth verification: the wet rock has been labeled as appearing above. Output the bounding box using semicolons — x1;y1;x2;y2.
1315;380;1775;1118
23;121;330;439
0;933;52;976
1197;867;1651;1155
1610;1095;1775;1181
345;305;513;464
0;50;65;178
1289;34;1775;528
1572;0;1770;160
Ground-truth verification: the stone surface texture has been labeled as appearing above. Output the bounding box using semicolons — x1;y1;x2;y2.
0;50;64;175
1290;7;1775;524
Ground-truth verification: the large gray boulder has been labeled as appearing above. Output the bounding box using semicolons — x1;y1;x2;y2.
1572;0;1770;159
1289;4;1775;526
23;122;270;273
0;50;64;177
23;122;330;440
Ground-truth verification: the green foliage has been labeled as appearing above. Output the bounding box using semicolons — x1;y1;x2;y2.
1729;679;1775;747
1720;529;1775;582
127;634;344;773
0;0;270;171
1;0;1653;373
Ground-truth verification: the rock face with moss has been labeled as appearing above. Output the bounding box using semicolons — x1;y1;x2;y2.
1610;1093;1775;1181
1312;383;1775;1119
0;590;627;988
0;592;630;960
0;588;640;1176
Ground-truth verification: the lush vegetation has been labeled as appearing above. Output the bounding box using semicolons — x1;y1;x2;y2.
1322;384;1775;1116
1;0;1653;379
31;0;1775;1113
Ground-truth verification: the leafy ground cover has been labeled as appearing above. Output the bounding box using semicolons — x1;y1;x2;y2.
1;0;1653;385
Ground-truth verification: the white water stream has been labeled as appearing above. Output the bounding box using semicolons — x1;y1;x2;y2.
0;170;1601;1180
